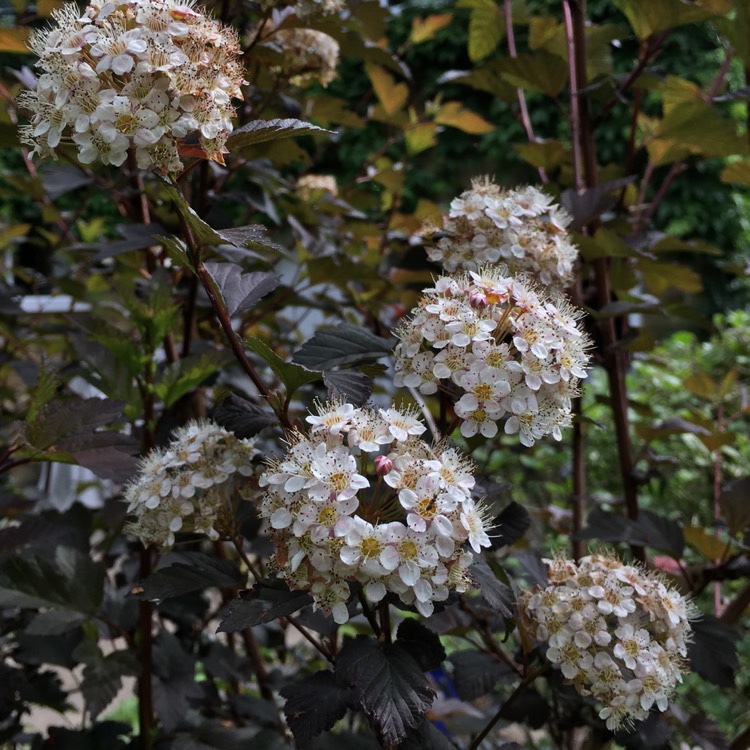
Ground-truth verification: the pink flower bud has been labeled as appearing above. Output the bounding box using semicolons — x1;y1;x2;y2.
374;455;393;476
468;289;488;308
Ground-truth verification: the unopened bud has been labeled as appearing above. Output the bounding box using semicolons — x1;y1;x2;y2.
468;289;488;308
374;455;393;476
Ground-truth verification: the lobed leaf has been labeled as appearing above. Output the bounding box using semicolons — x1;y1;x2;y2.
293;323;393;370
203;261;281;317
335;636;435;745
719;477;750;535
323;369;374;406
469;557;514;617
490;501;531;549
395;620;446;672
217;580;313;632
245;337;321;395
280;670;351;744
449;650;514;701
130;552;245;602
214;393;278;437
227;118;332;151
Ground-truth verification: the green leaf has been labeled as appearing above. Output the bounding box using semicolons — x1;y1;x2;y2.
131;552;245;602
218;580;313;631
613;0;729;40
26;363;59;426
496;51;568;96
366;64;409;117
280;671;351;745
648;102;747;166
292;323;393;370
465;0;504;62
245;337;321;395
226;118;332;151
203;262;281;317
335;636;435;745
513;140;568;171
156;352;231;408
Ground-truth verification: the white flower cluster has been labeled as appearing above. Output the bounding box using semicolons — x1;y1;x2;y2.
268;28;339;87
393;267;590;446
258;401;492;624
520;553;694;731
123;420;258;549
296;173;338;200
256;0;345;19
19;0;245;173
426;179;578;290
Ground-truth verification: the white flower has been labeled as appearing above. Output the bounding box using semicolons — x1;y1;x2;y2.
123;420;258;548
20;0;245;173
426;178;578;291
393;266;590;446
258;401;493;623
519;552;695;731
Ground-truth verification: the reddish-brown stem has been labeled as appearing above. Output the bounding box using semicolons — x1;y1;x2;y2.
137;548;154;750
713;404;724;617
504;0;548;184
468;666;547;750
564;0;644;561
571;396;586;561
173;205;294;432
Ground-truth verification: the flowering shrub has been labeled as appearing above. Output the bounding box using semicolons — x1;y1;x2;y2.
426;179;579;289
520;553;695;730
18;0;245;172
266;27;340;88
123;420;258;548
4;0;746;747
394;267;590;444
258;401;491;622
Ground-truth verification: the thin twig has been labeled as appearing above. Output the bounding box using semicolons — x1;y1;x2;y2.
468;667;547;750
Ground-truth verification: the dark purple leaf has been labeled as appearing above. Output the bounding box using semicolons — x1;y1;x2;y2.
131;552;244;602
71;446;138;483
214;393;277;437
400;721;459;749
227;118;332;150
395;620;446;672
76;644;139;719
39;164;93;199
469;557;514;617
152;633;202;733
280;670;351;744
204;261;281;317
217;580;313;631
293;323;393;370
24;397;128;453
324;369;374;406
216;225;285;254
335;636;435;745
449;650;513;701
719;476;750;535
490;502;531;549
689;615;738;687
